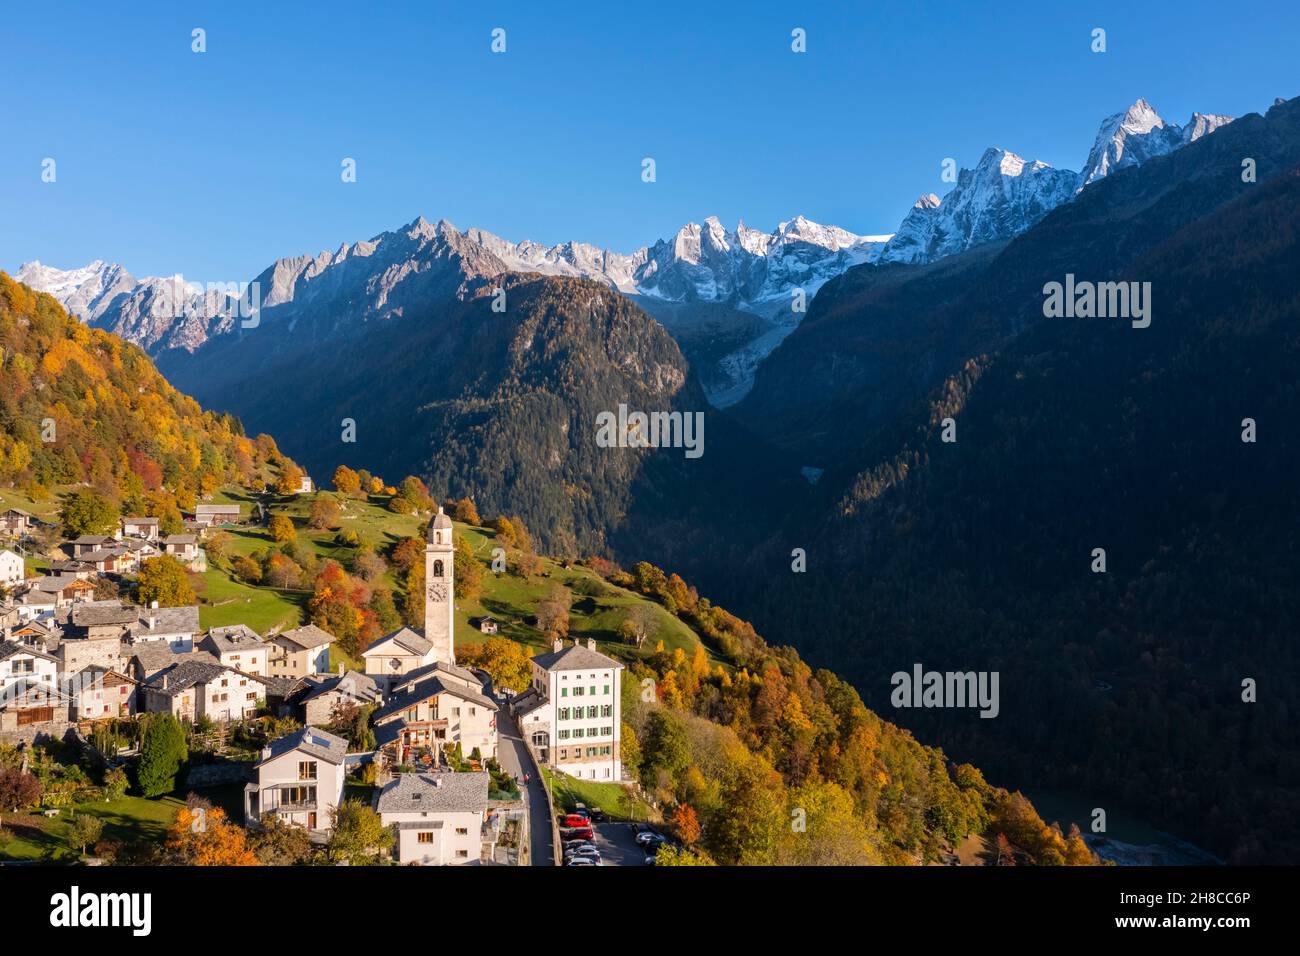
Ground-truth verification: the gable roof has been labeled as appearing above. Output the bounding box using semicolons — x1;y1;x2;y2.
130;605;200;638
286;670;381;706
204;625;265;654
392;659;485;692
194;504;240;515
129;644;216;676
273;624;335;651
372;673;497;724
531;642;624;673
163;534;197;545
0;640;58;664
255;725;348;767
364;626;432;658
143;659;238;695
122;516;159;526
375;771;489;815
70;602;138;627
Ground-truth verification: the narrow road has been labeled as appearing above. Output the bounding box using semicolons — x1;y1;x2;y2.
496;701;555;866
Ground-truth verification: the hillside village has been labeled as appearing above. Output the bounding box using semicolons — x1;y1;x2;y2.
0;488;639;866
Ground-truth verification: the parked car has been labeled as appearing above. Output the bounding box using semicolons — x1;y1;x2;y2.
644;854;657;865
563;841;599;858
567;846;601;862
563;826;595;842
562;813;589;828
635;830;666;847
566;856;598;866
589;807;606;822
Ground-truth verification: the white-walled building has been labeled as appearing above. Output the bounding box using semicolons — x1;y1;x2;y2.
0;549;23;588
140;660;269;723
518;639;623;782
372;669;498;765
245;726;348;836
267;624;333;679
202;625;269;676
375;771;488;865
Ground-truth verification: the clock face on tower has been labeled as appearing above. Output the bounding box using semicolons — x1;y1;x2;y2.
426;582;447;603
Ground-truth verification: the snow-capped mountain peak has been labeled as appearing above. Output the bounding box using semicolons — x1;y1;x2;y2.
1077;99;1232;190
881;99;1233;265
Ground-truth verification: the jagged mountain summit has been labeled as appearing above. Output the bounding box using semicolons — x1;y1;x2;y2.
1077;98;1233;190
881;148;1078;265
19;214;889;408
880;99;1233;265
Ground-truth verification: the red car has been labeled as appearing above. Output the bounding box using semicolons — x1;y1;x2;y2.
562;813;589;828
563;826;594;842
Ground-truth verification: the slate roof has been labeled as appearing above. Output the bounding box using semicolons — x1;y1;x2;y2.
205;625;265;654
70;602;138;627
393;659;485;691
30;574;87;593
375;771;489;815
273;624;334;650
130;605;200;638
255;725;348;767
122;516;159;526
372;674;497;724
143;660;237;695
0;640;58;663
129;644;216;676
365;626;432;658
287;670;380;706
530;642;623;673
163;534;197;545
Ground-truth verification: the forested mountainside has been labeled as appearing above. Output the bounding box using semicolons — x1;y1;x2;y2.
708;100;1300;864
168;271;789;558
0;273;294;512
0;272;1092;867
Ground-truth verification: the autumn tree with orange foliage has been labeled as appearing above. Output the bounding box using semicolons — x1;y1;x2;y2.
669;803;702;845
166;804;259;866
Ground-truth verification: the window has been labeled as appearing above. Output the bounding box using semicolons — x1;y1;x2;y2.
558;707;569;720
407;708;418;721
456;850;468;858
573;728;583;739
602;726;613;736
433;560;444;578
604;768;611;778
560;687;568;698
469;707;476;716
13;659;34;674
559;749;567;759
246;692;256;701
601;705;612;717
417;832;434;844
573;687;584;697
455;827;468;836
453;707;461;716
298;761;317;780
586;747;597;757
282;785;315;805
603;685;610;695
589;686;596;695
558;730;570;740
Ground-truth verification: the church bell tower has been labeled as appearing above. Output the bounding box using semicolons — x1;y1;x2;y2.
424;506;455;663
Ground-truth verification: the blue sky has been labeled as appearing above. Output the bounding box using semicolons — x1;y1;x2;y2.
2;1;1296;282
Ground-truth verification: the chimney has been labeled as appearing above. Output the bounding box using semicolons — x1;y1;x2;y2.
586;638;597;651
552;638;563;653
